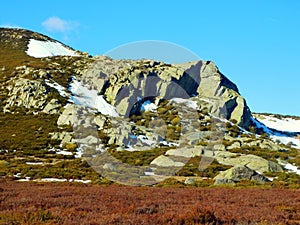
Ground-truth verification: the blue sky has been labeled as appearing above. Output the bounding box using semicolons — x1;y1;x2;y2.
1;0;300;116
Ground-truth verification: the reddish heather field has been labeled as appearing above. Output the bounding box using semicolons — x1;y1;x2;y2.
0;181;299;225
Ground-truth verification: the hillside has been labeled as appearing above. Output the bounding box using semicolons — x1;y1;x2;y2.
0;28;299;187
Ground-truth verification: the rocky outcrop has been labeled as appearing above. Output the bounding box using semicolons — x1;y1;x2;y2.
95;60;252;128
215;154;283;174
214;165;270;185
4;78;47;112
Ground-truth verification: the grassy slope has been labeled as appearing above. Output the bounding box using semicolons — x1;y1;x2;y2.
0;29;99;182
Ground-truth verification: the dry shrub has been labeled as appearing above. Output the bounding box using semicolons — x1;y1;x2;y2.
0;181;299;224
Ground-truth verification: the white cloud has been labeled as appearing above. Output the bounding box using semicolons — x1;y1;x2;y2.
42;17;78;33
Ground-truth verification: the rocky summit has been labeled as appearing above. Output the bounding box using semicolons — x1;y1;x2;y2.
0;28;299;186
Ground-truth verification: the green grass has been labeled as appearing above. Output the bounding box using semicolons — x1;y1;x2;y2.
108;147;173;166
176;157;232;178
0;111;60;151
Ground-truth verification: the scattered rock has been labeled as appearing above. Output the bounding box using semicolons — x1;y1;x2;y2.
150;155;185;167
166;147;203;158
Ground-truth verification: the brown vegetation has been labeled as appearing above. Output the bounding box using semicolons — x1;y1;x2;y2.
0;180;299;224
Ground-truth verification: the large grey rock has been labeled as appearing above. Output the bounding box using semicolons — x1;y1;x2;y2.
166;146;203;158
214;165;270;185
150;155;185;167
216;154;283;174
99;60;251;129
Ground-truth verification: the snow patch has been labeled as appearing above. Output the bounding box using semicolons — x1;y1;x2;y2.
255;115;300;133
17;177;91;183
68;179;92;184
45;79;68;97
26;39;78;58
137;135;157;146
141;100;157;112
171;98;198;110
37;178;67;182
144;171;155;176
160;140;180;147
25;162;43;165
251;117;300;149
18;177;31;182
270;136;300;149
124;145;136;152
69;78;119;117
56;150;73;156
281;163;300;175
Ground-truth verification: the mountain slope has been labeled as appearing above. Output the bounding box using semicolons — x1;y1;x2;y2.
0;28;299;186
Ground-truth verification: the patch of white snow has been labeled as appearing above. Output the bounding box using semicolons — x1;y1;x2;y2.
281;163;300;175
252;117;300;149
26;39;78;58
56;150;73;156
144;171;155;176
25;162;43;165
37;178;67;182
18;177;31;182
171;98;198;110
69;78;119;117
137;135;157;146
160;140;180;147
69;179;92;184
141;100;157;112
271;136;300;149
45;79;68;97
255;115;300;133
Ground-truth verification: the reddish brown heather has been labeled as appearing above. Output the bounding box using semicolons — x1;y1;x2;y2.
0;180;299;224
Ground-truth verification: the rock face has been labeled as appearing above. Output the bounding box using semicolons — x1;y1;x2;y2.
95;60;252;128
